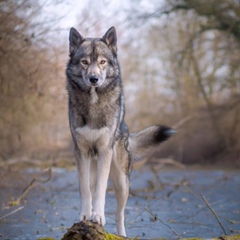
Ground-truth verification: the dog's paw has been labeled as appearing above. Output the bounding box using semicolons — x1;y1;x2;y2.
80;212;91;222
91;212;106;225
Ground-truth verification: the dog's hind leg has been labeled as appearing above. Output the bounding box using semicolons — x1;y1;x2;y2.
110;154;129;237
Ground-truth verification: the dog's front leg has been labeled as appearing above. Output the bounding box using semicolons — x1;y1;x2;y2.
75;150;92;221
91;148;112;225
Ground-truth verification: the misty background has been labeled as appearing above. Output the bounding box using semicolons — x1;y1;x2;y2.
0;0;239;166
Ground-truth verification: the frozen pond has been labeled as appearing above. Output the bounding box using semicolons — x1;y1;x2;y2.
0;166;239;239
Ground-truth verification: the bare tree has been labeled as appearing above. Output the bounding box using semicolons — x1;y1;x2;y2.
126;0;240;162
0;0;68;158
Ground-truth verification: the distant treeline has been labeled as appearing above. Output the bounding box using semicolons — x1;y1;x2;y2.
0;0;239;165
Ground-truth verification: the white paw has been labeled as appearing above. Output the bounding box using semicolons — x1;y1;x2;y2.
80;211;91;221
91;212;106;225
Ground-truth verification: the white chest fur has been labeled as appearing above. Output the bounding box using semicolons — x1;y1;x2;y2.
75;126;111;156
75;126;110;144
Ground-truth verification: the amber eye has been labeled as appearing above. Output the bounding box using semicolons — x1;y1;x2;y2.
100;60;106;65
81;60;88;65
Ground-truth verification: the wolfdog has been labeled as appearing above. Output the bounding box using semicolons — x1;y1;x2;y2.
66;26;175;236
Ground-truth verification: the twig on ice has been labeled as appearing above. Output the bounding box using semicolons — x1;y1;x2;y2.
200;193;227;236
183;183;227;236
0;206;24;221
145;207;181;239
10;168;52;205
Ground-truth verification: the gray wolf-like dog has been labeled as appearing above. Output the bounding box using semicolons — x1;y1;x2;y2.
66;26;175;236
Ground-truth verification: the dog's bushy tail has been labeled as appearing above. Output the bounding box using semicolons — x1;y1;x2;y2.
129;125;176;161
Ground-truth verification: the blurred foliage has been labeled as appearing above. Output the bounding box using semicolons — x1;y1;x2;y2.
126;0;240;164
0;0;239;164
0;0;68;157
165;0;240;41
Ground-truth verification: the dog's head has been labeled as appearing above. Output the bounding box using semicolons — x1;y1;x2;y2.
67;27;119;90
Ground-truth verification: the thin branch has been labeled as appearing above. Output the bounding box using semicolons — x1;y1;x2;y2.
172;113;196;129
145;207;181;239
16;178;36;204
182;184;228;236
10;168;52;205
0;206;24;222
182;183;203;202
200;193;227;236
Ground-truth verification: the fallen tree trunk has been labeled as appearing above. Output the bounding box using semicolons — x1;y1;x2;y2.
60;221;240;240
61;220;130;240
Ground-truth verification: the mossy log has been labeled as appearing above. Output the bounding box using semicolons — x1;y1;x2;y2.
61;220;132;240
60;221;240;240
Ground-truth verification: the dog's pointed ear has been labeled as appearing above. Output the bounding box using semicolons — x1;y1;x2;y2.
102;26;117;53
69;27;84;56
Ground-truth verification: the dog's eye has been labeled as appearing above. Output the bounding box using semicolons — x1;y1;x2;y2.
81;60;88;65
100;60;106;65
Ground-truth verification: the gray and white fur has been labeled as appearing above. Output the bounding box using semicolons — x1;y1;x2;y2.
66;26;175;237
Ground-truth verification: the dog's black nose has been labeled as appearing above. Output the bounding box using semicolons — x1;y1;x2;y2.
89;77;98;84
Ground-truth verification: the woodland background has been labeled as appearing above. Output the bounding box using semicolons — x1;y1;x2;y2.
0;0;240;166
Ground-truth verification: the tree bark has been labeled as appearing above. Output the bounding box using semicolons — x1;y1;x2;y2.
61;220;130;240
60;220;240;240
